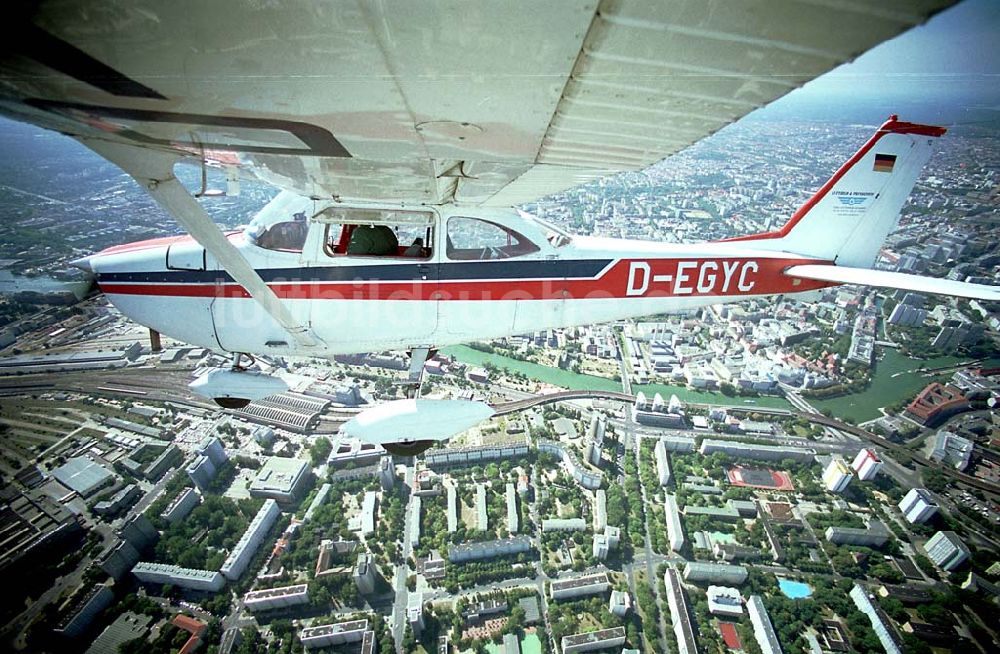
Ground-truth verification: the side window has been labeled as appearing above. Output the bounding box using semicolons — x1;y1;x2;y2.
323;223;433;258
446;217;539;260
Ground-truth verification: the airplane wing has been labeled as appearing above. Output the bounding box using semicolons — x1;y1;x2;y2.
0;0;957;207
786;264;1000;302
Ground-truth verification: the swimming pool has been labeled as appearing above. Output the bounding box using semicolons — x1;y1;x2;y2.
778;578;813;599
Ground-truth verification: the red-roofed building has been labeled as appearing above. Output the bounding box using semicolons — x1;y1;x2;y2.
171;615;206;654
905;383;970;426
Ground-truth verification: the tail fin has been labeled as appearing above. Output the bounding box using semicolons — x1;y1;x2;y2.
725;116;946;268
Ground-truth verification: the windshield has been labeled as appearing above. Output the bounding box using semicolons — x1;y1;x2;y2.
244;192;313;252
518;209;573;247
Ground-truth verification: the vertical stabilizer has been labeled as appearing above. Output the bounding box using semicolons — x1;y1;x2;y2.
725;116;946;267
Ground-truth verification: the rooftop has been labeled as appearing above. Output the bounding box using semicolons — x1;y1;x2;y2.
249;457;309;495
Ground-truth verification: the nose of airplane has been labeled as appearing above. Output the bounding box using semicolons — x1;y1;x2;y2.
70;255;94;273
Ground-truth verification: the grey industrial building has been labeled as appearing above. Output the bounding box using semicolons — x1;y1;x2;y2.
0;489;84;576
249;457;311;503
327;438;386;469
51;456;115;497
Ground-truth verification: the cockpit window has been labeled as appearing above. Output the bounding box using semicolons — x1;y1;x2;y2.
246;211;309;252
521;211;573;248
446;217;540;260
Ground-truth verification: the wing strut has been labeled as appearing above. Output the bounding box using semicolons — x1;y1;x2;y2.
82;139;321;349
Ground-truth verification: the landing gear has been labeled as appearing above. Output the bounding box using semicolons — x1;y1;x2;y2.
382;440;435;457
189;352;289;408
213;397;252;409
394;346;436;399
212;353;255;408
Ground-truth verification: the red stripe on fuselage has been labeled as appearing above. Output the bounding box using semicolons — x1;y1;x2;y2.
97;231;242;256
98;257;837;300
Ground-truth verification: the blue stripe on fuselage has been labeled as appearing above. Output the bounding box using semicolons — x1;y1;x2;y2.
97;259;614;284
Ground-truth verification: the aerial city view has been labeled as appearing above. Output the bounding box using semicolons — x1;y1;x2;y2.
0;2;998;654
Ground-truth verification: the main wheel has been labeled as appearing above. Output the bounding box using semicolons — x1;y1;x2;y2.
382;440;435;457
213;397;252;409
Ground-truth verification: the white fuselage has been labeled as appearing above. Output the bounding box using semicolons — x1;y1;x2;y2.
88;205;834;356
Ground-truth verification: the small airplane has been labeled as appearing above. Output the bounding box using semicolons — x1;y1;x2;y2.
0;1;988;455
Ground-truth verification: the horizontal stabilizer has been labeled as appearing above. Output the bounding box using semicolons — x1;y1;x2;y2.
785;265;1000;301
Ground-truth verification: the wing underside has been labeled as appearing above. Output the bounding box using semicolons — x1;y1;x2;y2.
0;0;956;206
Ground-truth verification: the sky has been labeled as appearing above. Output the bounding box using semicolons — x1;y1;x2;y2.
754;0;1000;127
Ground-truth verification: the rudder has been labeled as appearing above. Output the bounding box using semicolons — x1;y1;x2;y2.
725;116;946;268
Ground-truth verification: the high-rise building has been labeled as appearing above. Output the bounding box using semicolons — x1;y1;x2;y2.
354;553;377;594
851;449;882;481
898;488;938;524
195;435;228;466
378;456;395;489
655;439;672;486
186;455;217;490
665;494;684;552
748;595;783;654
132;562;225;592
593;489;607;532
244;584;309;612
549;573;611;601
220;499;281;581
925;531;970;572
824;519;891;547
506;483;519;534
406;593;425;635
663;568;698;654
822;456;853;493
683;562;748;585
850;585;903;654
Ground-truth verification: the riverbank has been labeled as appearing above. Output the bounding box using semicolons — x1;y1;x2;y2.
442;345;792;409
443;344;994;421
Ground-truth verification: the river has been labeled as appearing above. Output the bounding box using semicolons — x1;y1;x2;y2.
0;270;86;296
441;344;792;409
442;344;994;420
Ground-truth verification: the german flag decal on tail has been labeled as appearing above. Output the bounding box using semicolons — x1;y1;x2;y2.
873;153;896;173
